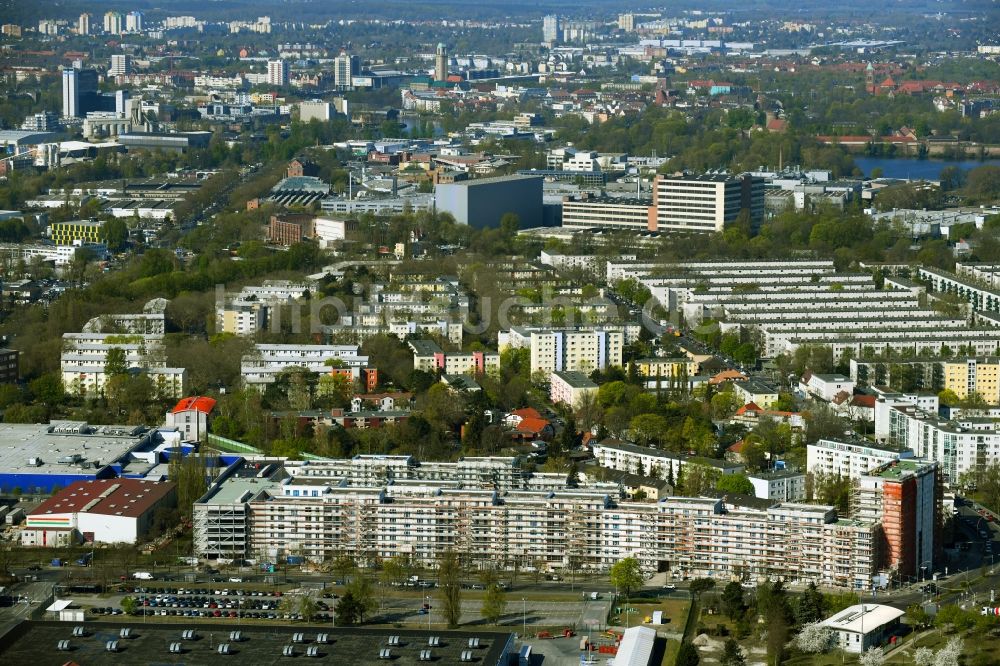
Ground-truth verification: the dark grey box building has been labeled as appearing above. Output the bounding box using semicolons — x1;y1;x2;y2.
435;174;543;229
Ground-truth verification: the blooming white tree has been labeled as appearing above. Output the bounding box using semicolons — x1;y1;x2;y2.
793;622;834;653
914;647;935;666
858;646;885;666
934;637;964;666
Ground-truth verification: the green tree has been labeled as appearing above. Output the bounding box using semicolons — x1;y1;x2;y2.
345;573;376;623
721;638;745;666
104;346;129;377
437;550;462;628
101;218;129;252
797;582;825;624
721;581;746;621
168;452;207;520
676;641;700;666
28;373;64;406
609;557;644;599
689;578;715;600
480;572;507;624
335;590;365;625
715;474;754;496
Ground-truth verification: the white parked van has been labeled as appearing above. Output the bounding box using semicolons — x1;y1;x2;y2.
133;572;153;580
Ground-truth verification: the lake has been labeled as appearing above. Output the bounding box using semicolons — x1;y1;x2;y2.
853;156;1000;181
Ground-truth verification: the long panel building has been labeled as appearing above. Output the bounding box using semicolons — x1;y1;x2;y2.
192;454;931;589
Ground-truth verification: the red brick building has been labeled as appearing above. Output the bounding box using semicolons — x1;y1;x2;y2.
268;214;315;246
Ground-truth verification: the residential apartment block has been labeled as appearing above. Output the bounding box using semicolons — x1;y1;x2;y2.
942;357;1000;403
409;339;499;376
499;326;625;375
747;469;807;502
880;399;1000;483
854;459;940;580
194;455;878;589
59;329;187;399
240;344;371;390
549;370;598;407
806;438;910;480
591;439;745;478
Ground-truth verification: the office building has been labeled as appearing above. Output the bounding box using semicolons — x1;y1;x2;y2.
62;68;79;118
22;478;176;546
125;11;143;33
77;13;90;35
267;59;289;87
0;348;19;383
542;15;560;44
110;54;132;77
334;51;359;89
103;11;122;34
435;174;543;229
561;196;654;231
61;67;100;118
434;43;448;81
48;220;103;245
298;100;333;123
652;173;765;233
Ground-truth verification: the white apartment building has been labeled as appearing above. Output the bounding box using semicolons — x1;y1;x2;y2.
408;340;499;375
499;327;625;375
806;438;910;480
747;469;808;502
194;456;877;588
267;59;289;87
59;331;186;399
801;372;856;402
110;54;132;76
883;401;1000;483
549;370;598;407
240;344;367;389
591;439;744;479
216;300;267;336
298;100;334;122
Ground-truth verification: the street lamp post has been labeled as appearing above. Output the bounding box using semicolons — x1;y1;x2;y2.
427;595;431;631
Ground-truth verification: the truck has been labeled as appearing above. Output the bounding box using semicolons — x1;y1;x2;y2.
5;507;24;525
132;572;153;580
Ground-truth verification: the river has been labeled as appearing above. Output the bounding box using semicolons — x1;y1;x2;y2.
853;156;1000;181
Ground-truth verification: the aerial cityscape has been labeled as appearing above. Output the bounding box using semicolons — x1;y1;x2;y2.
0;0;999;664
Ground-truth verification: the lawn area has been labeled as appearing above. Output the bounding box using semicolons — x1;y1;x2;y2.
609;597;690;632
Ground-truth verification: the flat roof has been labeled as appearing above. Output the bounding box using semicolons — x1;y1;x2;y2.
0;422;153;476
552;370;597;388
439;173;542;187
0;621;513;666
30;478;175;520
821;604;905;635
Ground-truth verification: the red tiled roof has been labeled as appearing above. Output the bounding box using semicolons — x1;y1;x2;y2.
852;395;877;408
734;402;762;416
511;407;543;420
170;396;217;415
516;417;551;434
30;479;176;520
727;440;746;453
